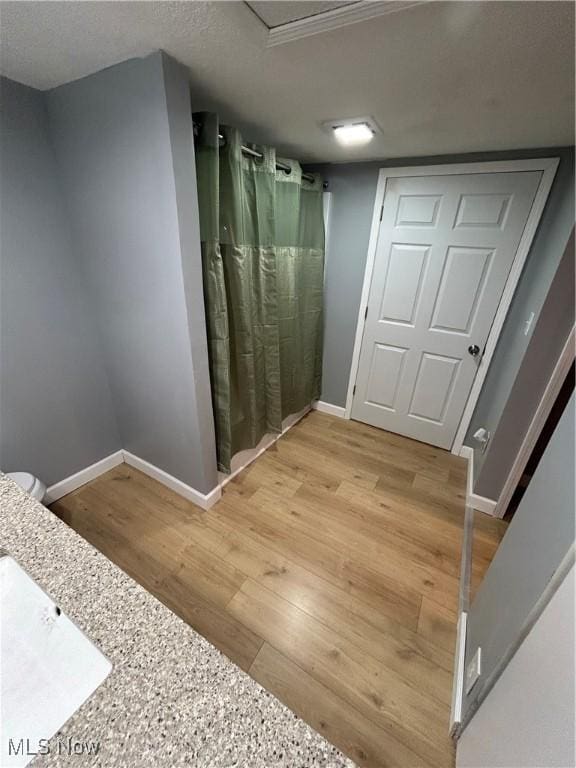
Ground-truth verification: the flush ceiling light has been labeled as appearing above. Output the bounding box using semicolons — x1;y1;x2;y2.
333;122;374;146
321;116;379;147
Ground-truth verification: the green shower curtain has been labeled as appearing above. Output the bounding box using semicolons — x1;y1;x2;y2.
194;113;325;473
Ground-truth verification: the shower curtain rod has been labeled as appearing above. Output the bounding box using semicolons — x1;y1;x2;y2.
234;139;318;185
193;121;324;187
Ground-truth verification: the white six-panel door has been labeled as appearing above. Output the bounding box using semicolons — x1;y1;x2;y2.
351;171;542;448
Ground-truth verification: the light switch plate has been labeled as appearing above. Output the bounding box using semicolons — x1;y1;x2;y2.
465;647;482;695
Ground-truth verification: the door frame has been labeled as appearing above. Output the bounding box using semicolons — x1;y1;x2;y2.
493;325;575;518
344;158;560;454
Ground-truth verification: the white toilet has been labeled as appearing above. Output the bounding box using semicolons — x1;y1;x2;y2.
7;472;46;502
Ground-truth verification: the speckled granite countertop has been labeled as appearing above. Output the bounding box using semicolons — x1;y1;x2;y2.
0;474;354;767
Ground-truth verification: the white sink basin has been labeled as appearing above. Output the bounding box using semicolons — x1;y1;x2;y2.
0;554;112;766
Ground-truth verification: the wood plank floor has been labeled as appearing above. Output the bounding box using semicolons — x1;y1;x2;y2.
470;509;508;601
51;411;506;768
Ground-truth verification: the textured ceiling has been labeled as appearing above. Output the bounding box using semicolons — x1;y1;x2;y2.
0;1;574;163
247;1;354;28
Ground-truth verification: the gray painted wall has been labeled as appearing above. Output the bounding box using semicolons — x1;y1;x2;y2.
457;563;575;768
463;390;575;723
0;76;120;486
160;53;219;493
46;52;218;493
468;150;575;493
315;164;380;407
474;229;574;498
309;148;574;489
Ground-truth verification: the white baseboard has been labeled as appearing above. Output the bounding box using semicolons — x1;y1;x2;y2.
312;400;346;418
45;449;221;510
122;451;221;510
450;611;468;736
468;493;497;516
46;403;316;510
45;450;124;504
459;445;497;517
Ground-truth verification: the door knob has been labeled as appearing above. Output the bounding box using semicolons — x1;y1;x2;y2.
468;344;481;357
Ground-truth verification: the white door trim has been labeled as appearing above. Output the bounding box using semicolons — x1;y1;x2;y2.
344;169;387;418
344;158;560;455
493;325;575;519
323;190;333;263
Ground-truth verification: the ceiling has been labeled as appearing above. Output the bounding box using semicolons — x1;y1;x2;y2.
0;1;574;163
246;1;354;28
